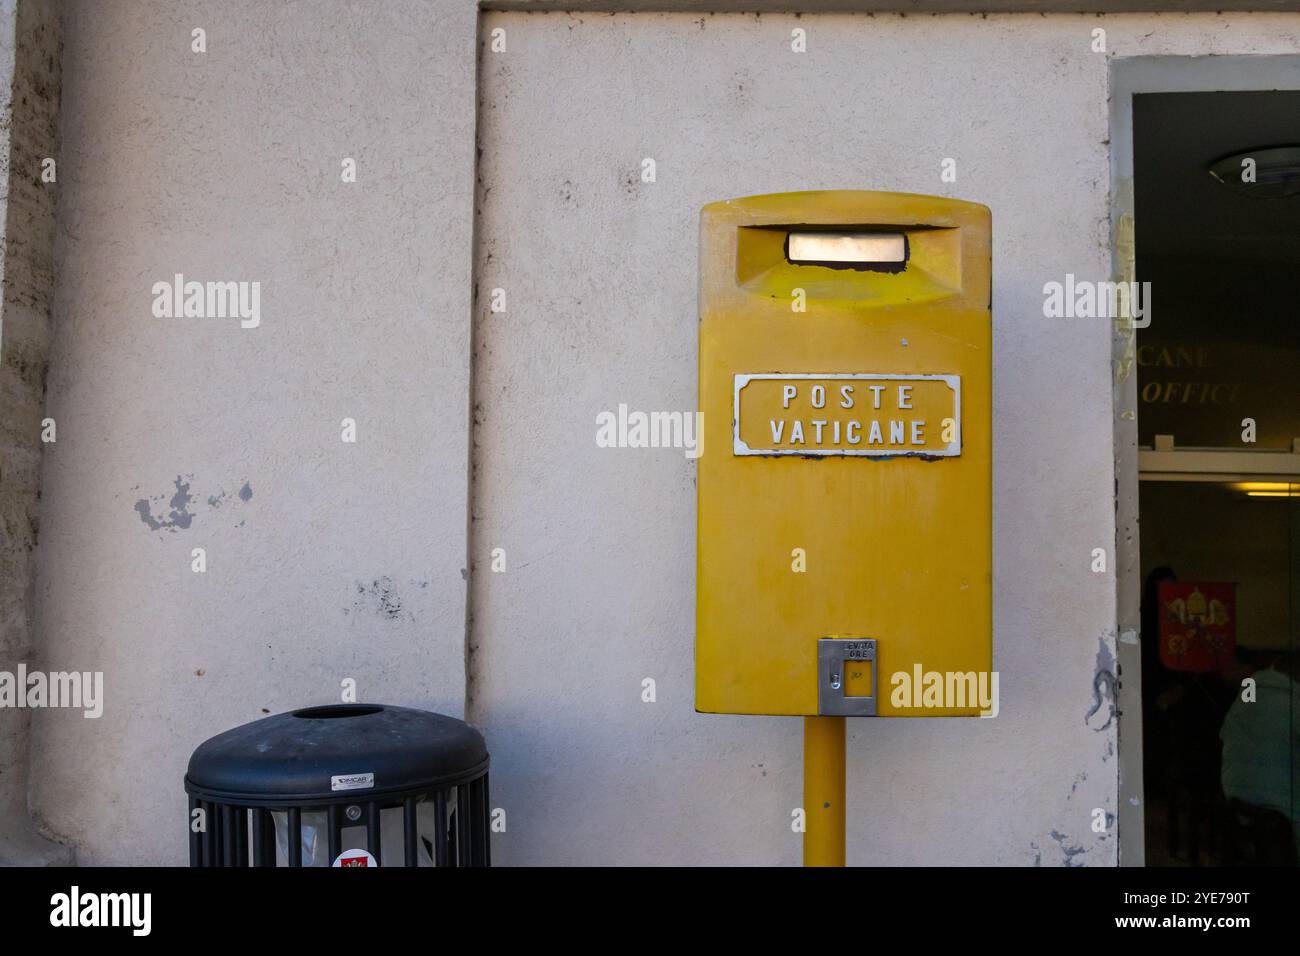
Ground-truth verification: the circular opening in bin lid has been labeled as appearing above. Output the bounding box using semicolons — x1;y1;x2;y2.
292;704;384;719
185;704;488;804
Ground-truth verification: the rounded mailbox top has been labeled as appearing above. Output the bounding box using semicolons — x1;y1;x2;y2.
185;704;488;805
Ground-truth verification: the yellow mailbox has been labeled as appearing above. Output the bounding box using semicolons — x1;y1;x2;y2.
696;190;992;720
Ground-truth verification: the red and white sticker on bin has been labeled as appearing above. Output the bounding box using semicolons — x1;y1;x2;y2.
333;848;378;867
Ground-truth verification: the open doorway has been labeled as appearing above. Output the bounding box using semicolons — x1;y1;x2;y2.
1132;90;1300;866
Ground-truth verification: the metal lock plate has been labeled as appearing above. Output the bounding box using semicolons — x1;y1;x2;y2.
818;638;877;717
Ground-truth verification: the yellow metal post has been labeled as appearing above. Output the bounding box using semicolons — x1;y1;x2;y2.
803;716;846;866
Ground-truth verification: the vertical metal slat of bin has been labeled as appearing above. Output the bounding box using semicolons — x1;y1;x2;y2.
445;792;458;866
222;807;233;867
234;807;249;866
251;809;275;867
203;801;218;866
287;807;302;867
327;804;342;864
469;776;488;867
221;805;236;867
188;796;201;865
456;784;472;867
213;800;226;866
483;775;492;866
367;801;383;866
433;790;449;866
265;809;279;866
403;798;419;867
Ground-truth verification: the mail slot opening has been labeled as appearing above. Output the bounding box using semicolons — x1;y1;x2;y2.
786;231;908;268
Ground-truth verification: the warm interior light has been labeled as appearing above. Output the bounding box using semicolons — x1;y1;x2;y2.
1231;481;1300;497
1232;482;1291;492
787;232;907;265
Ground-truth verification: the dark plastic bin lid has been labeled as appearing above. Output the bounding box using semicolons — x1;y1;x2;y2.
185;704;488;804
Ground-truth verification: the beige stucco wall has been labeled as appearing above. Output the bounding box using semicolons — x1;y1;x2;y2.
29;0;478;863
469;10;1300;866
18;4;1300;864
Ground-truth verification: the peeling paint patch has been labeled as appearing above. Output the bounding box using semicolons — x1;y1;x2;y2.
133;500;162;530
138;476;252;531
207;480;253;509
134;476;195;532
1085;634;1118;731
1050;829;1087;867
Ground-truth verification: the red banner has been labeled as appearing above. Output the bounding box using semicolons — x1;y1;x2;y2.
1157;581;1236;672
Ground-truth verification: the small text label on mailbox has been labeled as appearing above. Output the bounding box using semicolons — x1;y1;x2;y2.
330;772;375;792
733;373;961;457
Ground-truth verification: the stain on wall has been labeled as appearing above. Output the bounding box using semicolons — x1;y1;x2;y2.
347;576;429;623
133;475;252;532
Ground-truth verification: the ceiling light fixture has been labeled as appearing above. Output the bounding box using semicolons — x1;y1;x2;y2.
1208;146;1300;199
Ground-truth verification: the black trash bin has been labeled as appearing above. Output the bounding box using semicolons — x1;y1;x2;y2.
185;704;490;867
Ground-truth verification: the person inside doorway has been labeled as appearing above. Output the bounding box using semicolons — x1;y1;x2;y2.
1220;651;1300;859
